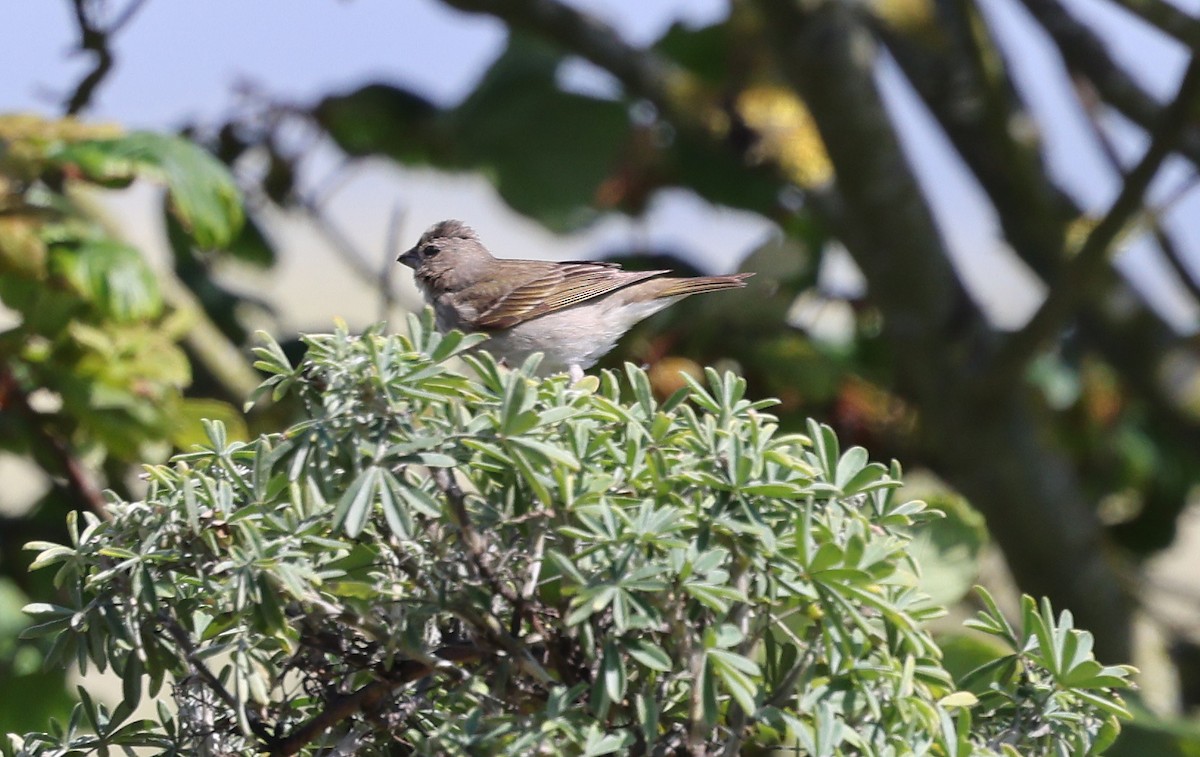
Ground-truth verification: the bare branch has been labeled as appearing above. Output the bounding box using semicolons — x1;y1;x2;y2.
754;0;976;383
993;55;1200;381
1154;222;1200;307
64;0;150;115
430;467;557;686
1077;68;1200;309
440;0;689;127
876;4;1073;280
0;365;109;519
378;204;407;323
158;270;263;402
1018;0;1200;171
1110;0;1200;49
439;0;817;218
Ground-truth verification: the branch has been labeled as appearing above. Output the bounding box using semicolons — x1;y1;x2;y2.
992;54;1200;381
158;270;263;402
283;183;405;326
1111;0;1200;49
64;0;149;115
157;611;276;744
269;643;481;756
1154;222;1200;307
430;467;557;687
0;363;108;518
1019;0;1200;172
876;6;1073;280
1077;66;1200;309
440;0;687;125
753;0;977;386
438;0;820;215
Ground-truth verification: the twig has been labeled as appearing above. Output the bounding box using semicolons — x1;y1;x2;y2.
294;191;384;290
0;364;109;519
268;643;481;756
158;270;263;403
1018;0;1200;172
64;0;150;115
875;2;1074;280
1110;0;1200;49
438;0;818;219
157;611;276;744
441;0;686;124
378;204;406;323
1154;223;1200;307
430;467;558;686
1077;76;1200;309
992;54;1200;382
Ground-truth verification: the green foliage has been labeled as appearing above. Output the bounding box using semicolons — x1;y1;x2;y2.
317;34;629;231
961;588;1137;756
12;315;1133;755
0;114;250;737
52;130;244;249
0;114;248;462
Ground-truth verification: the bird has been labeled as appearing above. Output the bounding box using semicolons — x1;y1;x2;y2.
398;220;752;381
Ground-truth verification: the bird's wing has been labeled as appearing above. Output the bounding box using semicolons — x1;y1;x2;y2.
471;260;669;330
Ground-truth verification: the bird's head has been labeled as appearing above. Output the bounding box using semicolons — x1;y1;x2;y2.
398;220;496;287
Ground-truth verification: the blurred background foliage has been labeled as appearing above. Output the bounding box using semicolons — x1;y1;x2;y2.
2;0;1200;751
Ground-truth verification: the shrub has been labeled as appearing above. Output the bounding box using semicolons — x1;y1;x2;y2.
11;314;1134;755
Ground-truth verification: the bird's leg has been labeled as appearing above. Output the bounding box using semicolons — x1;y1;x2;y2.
568;364;585;383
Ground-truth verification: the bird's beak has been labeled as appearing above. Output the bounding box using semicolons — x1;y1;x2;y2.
397;247;419;268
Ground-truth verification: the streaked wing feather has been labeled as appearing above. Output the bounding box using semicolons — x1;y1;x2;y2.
474;261;668;329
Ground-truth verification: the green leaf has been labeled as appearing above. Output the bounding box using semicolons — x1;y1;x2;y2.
655;21;730;84
601;641;627;703
170;399;249;451
907;493;988;606
334;466;382;538
49;241;161;320
225;213;276;268
710;649;759;715
626;639;672;672
505;436;580;470
447;34;630;230
315;83;442;163
56;132;244;248
834;446;869;491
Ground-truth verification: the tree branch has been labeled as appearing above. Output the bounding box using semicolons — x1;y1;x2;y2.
1076;63;1200;310
876;4;1073;281
992;54;1200;382
0;363;108;519
157;611;276;744
440;0;691;127
753;0;977;389
1111;0;1200;50
751;0;1136;661
438;0;823;220
1019;0;1200;171
430;467;557;687
64;0;150;115
158;269;263;402
429;0;1138;661
268;643;481;756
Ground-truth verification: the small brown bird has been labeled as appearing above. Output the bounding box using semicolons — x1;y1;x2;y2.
398;220;752;380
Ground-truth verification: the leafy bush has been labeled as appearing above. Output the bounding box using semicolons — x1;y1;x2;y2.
0;115;247;462
0;114;251;736
11;314;1134;755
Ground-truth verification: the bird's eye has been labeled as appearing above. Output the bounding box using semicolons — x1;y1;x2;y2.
423;246;440;258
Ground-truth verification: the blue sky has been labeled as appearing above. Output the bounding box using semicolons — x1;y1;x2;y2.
2;0;1197;332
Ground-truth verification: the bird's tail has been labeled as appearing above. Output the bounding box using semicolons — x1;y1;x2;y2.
655;272;754;298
